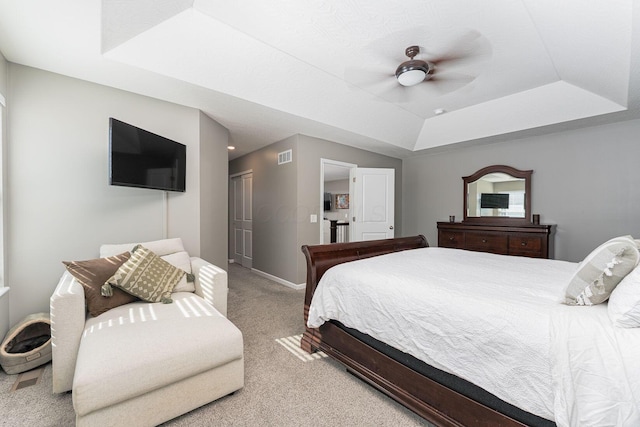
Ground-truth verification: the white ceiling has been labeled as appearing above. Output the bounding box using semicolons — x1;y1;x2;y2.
0;1;638;160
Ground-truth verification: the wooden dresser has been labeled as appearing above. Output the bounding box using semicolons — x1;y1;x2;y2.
437;222;555;259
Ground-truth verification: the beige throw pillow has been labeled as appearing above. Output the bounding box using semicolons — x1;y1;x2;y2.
63;252;138;317
564;235;640;306
103;245;186;303
161;251;195;293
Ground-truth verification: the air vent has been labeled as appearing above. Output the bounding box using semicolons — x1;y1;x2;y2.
278;149;292;165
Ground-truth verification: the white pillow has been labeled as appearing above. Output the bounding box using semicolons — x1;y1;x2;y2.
608;265;640;327
161;251;195;293
564;235;640;305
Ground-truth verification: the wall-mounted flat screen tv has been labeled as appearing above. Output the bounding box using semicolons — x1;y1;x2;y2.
109;118;186;192
480;193;509;209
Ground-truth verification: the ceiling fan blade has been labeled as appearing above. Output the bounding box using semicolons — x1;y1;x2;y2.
429;72;474;82
426;72;476;95
344;65;412;103
375;83;416;103
423;30;492;71
344;67;394;90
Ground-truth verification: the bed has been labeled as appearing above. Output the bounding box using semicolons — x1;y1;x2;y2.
300;235;640;427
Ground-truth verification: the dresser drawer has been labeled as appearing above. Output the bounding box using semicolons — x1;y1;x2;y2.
436;222;554;259
509;236;543;257
465;232;509;254
438;230;464;249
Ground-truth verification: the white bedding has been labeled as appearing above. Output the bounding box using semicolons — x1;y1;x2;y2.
551;304;640;426
307;247;577;421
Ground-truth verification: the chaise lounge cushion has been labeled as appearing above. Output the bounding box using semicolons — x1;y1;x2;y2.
72;292;243;417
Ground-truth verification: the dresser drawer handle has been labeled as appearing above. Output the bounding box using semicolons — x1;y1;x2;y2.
482;239;487;243
521;241;527;246
449;237;455;241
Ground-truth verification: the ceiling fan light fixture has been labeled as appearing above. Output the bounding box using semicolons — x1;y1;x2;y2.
396;63;429;86
395;46;429;86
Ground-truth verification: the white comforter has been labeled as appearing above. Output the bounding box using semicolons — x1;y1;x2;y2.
307;247;640;425
551;304;640;426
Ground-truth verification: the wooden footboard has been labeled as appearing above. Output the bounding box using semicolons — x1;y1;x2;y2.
300;235;533;427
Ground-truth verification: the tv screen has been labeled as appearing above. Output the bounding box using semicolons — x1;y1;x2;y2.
480;193;509;209
109;118;186;192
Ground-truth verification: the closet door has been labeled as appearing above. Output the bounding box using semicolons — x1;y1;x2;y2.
231;172;253;268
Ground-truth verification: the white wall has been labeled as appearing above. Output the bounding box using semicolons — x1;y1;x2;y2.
6;64;228;324
0;51;8;338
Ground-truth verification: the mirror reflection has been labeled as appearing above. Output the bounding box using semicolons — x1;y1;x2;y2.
467;173;525;218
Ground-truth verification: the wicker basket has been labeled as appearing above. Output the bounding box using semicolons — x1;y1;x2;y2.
0;312;52;374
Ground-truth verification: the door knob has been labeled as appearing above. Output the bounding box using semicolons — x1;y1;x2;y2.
389;225;394;230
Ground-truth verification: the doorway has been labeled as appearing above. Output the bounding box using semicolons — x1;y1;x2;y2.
230;171;253;268
320;159;355;244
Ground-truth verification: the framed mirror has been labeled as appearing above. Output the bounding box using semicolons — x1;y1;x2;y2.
463;165;532;224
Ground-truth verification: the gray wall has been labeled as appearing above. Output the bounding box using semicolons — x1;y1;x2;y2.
229;135;299;282
6;64;229;324
296;135;402;283
229;134;402;284
199;110;229;264
402;118;640;262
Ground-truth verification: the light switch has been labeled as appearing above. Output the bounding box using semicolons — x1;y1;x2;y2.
310;214;318;223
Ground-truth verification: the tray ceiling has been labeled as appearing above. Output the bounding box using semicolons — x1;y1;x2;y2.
0;0;637;159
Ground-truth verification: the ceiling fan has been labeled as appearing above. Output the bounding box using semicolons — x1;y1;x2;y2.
344;29;492;101
395;45;434;87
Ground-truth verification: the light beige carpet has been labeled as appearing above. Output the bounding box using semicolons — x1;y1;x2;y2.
275;334;327;362
0;263;431;427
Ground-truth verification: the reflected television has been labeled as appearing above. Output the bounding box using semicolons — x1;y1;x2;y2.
480;193;509;209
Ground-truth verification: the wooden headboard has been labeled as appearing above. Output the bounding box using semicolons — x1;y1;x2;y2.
300;235;428;333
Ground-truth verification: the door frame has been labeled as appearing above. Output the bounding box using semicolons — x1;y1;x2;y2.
320;159;356;244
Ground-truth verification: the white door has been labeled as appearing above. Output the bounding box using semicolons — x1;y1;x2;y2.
349;168;395;242
231;172;253;268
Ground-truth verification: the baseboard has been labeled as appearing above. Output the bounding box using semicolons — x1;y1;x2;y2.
251;269;306;290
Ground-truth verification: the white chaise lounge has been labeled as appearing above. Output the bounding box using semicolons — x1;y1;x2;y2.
50;238;244;427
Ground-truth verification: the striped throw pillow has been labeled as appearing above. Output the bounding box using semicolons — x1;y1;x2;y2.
103;245;186;304
564;235;640;306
